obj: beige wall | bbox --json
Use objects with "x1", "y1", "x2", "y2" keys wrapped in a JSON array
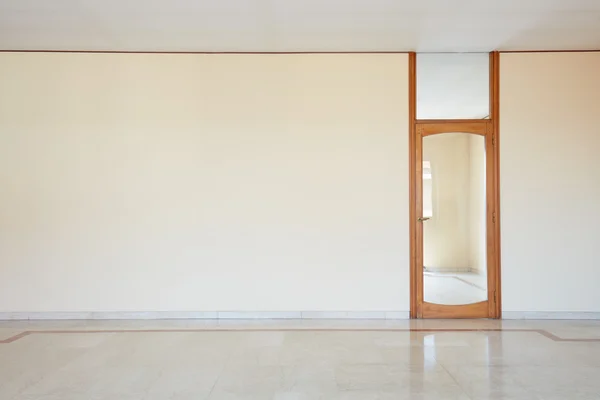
[
  {"x1": 0, "y1": 53, "x2": 409, "y2": 313},
  {"x1": 4, "y1": 51, "x2": 596, "y2": 316},
  {"x1": 500, "y1": 52, "x2": 600, "y2": 313}
]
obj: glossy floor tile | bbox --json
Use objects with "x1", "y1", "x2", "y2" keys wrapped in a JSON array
[
  {"x1": 1, "y1": 319, "x2": 600, "y2": 399},
  {"x1": 424, "y1": 272, "x2": 487, "y2": 305}
]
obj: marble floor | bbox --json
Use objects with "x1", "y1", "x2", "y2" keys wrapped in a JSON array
[
  {"x1": 424, "y1": 272, "x2": 488, "y2": 305},
  {"x1": 2, "y1": 319, "x2": 600, "y2": 399}
]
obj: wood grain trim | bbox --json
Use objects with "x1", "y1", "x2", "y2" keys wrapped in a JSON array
[
  {"x1": 415, "y1": 125, "x2": 424, "y2": 319},
  {"x1": 3, "y1": 328, "x2": 598, "y2": 343},
  {"x1": 485, "y1": 121, "x2": 497, "y2": 318},
  {"x1": 419, "y1": 121, "x2": 487, "y2": 136},
  {"x1": 490, "y1": 51, "x2": 502, "y2": 318},
  {"x1": 408, "y1": 52, "x2": 417, "y2": 318},
  {"x1": 421, "y1": 301, "x2": 489, "y2": 319}
]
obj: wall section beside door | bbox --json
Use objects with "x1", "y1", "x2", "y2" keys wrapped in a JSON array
[
  {"x1": 0, "y1": 53, "x2": 412, "y2": 316},
  {"x1": 500, "y1": 52, "x2": 600, "y2": 317}
]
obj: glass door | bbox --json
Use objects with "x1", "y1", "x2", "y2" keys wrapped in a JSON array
[{"x1": 415, "y1": 121, "x2": 496, "y2": 318}]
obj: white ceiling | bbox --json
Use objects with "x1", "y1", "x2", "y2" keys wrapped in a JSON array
[{"x1": 0, "y1": 0, "x2": 599, "y2": 52}]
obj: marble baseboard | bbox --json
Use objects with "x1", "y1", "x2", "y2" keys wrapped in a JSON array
[
  {"x1": 4, "y1": 311, "x2": 599, "y2": 321},
  {"x1": 217, "y1": 312, "x2": 302, "y2": 319},
  {"x1": 503, "y1": 311, "x2": 600, "y2": 320},
  {"x1": 0, "y1": 311, "x2": 410, "y2": 321},
  {"x1": 301, "y1": 311, "x2": 408, "y2": 319}
]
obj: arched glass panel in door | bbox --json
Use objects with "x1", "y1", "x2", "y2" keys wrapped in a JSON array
[{"x1": 421, "y1": 132, "x2": 487, "y2": 306}]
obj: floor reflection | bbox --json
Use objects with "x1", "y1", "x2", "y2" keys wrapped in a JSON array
[
  {"x1": 0, "y1": 320, "x2": 599, "y2": 399},
  {"x1": 424, "y1": 271, "x2": 487, "y2": 305}
]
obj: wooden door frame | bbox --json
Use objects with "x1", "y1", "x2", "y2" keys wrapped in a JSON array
[{"x1": 408, "y1": 52, "x2": 501, "y2": 319}]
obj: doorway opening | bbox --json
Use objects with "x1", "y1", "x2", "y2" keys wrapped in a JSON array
[{"x1": 409, "y1": 53, "x2": 501, "y2": 319}]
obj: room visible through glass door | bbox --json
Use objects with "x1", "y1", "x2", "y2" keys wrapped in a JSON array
[{"x1": 422, "y1": 132, "x2": 487, "y2": 306}]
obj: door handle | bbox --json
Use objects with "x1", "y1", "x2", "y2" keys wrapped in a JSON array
[{"x1": 418, "y1": 217, "x2": 430, "y2": 222}]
